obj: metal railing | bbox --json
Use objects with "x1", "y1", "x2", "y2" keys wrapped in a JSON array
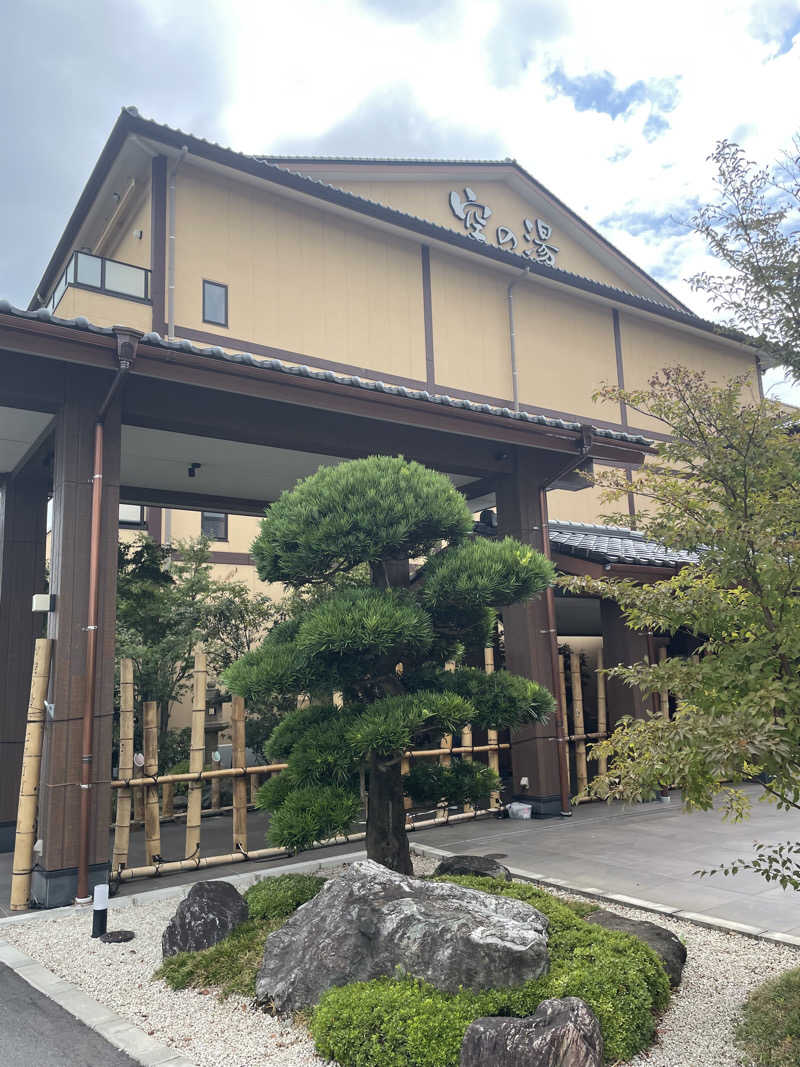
[{"x1": 48, "y1": 251, "x2": 151, "y2": 311}]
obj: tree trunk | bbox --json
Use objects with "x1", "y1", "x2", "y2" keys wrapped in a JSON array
[{"x1": 366, "y1": 753, "x2": 412, "y2": 874}]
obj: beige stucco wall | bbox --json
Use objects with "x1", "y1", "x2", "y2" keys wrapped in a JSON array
[
  {"x1": 53, "y1": 286, "x2": 152, "y2": 332},
  {"x1": 619, "y1": 312, "x2": 760, "y2": 432},
  {"x1": 330, "y1": 178, "x2": 638, "y2": 294},
  {"x1": 104, "y1": 191, "x2": 151, "y2": 268},
  {"x1": 173, "y1": 164, "x2": 427, "y2": 382},
  {"x1": 514, "y1": 287, "x2": 620, "y2": 422}
]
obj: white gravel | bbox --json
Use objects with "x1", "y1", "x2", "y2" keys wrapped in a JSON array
[{"x1": 1, "y1": 855, "x2": 797, "y2": 1067}]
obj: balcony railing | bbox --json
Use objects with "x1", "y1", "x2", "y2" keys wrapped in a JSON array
[{"x1": 48, "y1": 251, "x2": 151, "y2": 311}]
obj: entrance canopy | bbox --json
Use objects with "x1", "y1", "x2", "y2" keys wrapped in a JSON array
[{"x1": 0, "y1": 302, "x2": 651, "y2": 904}]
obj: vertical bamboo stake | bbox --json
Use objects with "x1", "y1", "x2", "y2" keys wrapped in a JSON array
[
  {"x1": 10, "y1": 638, "x2": 52, "y2": 911},
  {"x1": 569, "y1": 651, "x2": 588, "y2": 794},
  {"x1": 461, "y1": 722, "x2": 474, "y2": 813},
  {"x1": 111, "y1": 658, "x2": 134, "y2": 874},
  {"x1": 231, "y1": 695, "x2": 248, "y2": 852},
  {"x1": 161, "y1": 782, "x2": 175, "y2": 819},
  {"x1": 401, "y1": 754, "x2": 412, "y2": 811},
  {"x1": 133, "y1": 759, "x2": 144, "y2": 823},
  {"x1": 211, "y1": 774, "x2": 221, "y2": 810},
  {"x1": 596, "y1": 649, "x2": 608, "y2": 776},
  {"x1": 558, "y1": 648, "x2": 571, "y2": 792},
  {"x1": 143, "y1": 701, "x2": 161, "y2": 864},
  {"x1": 484, "y1": 644, "x2": 501, "y2": 807},
  {"x1": 658, "y1": 646, "x2": 670, "y2": 719},
  {"x1": 185, "y1": 650, "x2": 206, "y2": 861},
  {"x1": 249, "y1": 772, "x2": 260, "y2": 805}
]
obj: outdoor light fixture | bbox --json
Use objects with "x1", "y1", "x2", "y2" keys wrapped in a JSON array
[
  {"x1": 188, "y1": 462, "x2": 202, "y2": 478},
  {"x1": 92, "y1": 883, "x2": 109, "y2": 938},
  {"x1": 519, "y1": 776, "x2": 530, "y2": 790}
]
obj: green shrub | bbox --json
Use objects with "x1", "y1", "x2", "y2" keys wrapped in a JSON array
[
  {"x1": 735, "y1": 966, "x2": 800, "y2": 1066},
  {"x1": 245, "y1": 873, "x2": 326, "y2": 921},
  {"x1": 156, "y1": 918, "x2": 282, "y2": 998},
  {"x1": 311, "y1": 876, "x2": 670, "y2": 1066}
]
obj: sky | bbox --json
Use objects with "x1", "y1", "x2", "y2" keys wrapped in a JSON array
[{"x1": 2, "y1": 0, "x2": 799, "y2": 401}]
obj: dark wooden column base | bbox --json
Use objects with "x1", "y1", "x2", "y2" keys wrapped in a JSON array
[{"x1": 496, "y1": 449, "x2": 563, "y2": 818}]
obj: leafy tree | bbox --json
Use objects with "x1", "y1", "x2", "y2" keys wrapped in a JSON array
[
  {"x1": 689, "y1": 137, "x2": 800, "y2": 374},
  {"x1": 560, "y1": 368, "x2": 800, "y2": 887},
  {"x1": 224, "y1": 455, "x2": 555, "y2": 872},
  {"x1": 116, "y1": 535, "x2": 275, "y2": 743}
]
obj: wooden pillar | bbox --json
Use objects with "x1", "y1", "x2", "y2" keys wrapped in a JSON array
[
  {"x1": 33, "y1": 374, "x2": 120, "y2": 906},
  {"x1": 495, "y1": 449, "x2": 561, "y2": 817},
  {"x1": 0, "y1": 453, "x2": 49, "y2": 853},
  {"x1": 600, "y1": 600, "x2": 650, "y2": 725}
]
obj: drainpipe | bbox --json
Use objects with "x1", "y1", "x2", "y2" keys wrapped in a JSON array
[
  {"x1": 506, "y1": 267, "x2": 530, "y2": 413},
  {"x1": 538, "y1": 427, "x2": 593, "y2": 817},
  {"x1": 166, "y1": 146, "x2": 188, "y2": 340},
  {"x1": 76, "y1": 327, "x2": 142, "y2": 904}
]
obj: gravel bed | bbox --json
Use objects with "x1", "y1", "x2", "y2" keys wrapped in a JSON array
[{"x1": 1, "y1": 855, "x2": 797, "y2": 1067}]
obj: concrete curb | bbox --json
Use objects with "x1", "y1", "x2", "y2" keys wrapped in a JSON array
[
  {"x1": 0, "y1": 938, "x2": 194, "y2": 1066},
  {"x1": 410, "y1": 841, "x2": 800, "y2": 948}
]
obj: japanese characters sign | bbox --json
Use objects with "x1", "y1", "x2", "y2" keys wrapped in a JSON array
[{"x1": 449, "y1": 187, "x2": 559, "y2": 267}]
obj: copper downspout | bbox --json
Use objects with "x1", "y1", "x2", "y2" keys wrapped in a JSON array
[
  {"x1": 537, "y1": 427, "x2": 593, "y2": 817},
  {"x1": 76, "y1": 328, "x2": 141, "y2": 903}
]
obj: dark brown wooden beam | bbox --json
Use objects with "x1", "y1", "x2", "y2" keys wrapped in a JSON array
[{"x1": 121, "y1": 485, "x2": 270, "y2": 516}]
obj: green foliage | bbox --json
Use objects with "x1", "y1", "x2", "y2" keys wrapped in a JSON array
[
  {"x1": 295, "y1": 588, "x2": 434, "y2": 685},
  {"x1": 405, "y1": 666, "x2": 555, "y2": 730},
  {"x1": 228, "y1": 456, "x2": 555, "y2": 868},
  {"x1": 255, "y1": 768, "x2": 297, "y2": 812},
  {"x1": 156, "y1": 918, "x2": 282, "y2": 998},
  {"x1": 403, "y1": 760, "x2": 499, "y2": 809},
  {"x1": 266, "y1": 785, "x2": 362, "y2": 851},
  {"x1": 421, "y1": 537, "x2": 555, "y2": 616},
  {"x1": 735, "y1": 966, "x2": 800, "y2": 1067},
  {"x1": 244, "y1": 873, "x2": 326, "y2": 920},
  {"x1": 158, "y1": 728, "x2": 192, "y2": 774},
  {"x1": 560, "y1": 370, "x2": 800, "y2": 887},
  {"x1": 310, "y1": 876, "x2": 669, "y2": 1066},
  {"x1": 252, "y1": 456, "x2": 474, "y2": 586},
  {"x1": 688, "y1": 137, "x2": 800, "y2": 373}
]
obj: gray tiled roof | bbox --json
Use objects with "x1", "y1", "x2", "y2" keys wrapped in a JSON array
[
  {"x1": 0, "y1": 301, "x2": 653, "y2": 446},
  {"x1": 549, "y1": 519, "x2": 696, "y2": 567}
]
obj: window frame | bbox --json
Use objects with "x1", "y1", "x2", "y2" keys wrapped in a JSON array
[
  {"x1": 118, "y1": 504, "x2": 146, "y2": 529},
  {"x1": 201, "y1": 510, "x2": 229, "y2": 542},
  {"x1": 202, "y1": 279, "x2": 229, "y2": 327}
]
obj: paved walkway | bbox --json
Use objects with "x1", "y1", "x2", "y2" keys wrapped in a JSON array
[
  {"x1": 0, "y1": 961, "x2": 137, "y2": 1066},
  {"x1": 1, "y1": 785, "x2": 798, "y2": 933},
  {"x1": 413, "y1": 785, "x2": 800, "y2": 936}
]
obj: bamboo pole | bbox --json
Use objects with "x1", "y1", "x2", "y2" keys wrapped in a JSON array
[
  {"x1": 483, "y1": 643, "x2": 500, "y2": 806},
  {"x1": 461, "y1": 721, "x2": 474, "y2": 813},
  {"x1": 569, "y1": 651, "x2": 588, "y2": 794},
  {"x1": 132, "y1": 759, "x2": 144, "y2": 822},
  {"x1": 143, "y1": 701, "x2": 161, "y2": 864},
  {"x1": 111, "y1": 658, "x2": 134, "y2": 874},
  {"x1": 401, "y1": 754, "x2": 412, "y2": 811},
  {"x1": 185, "y1": 650, "x2": 206, "y2": 861},
  {"x1": 231, "y1": 695, "x2": 248, "y2": 852},
  {"x1": 112, "y1": 761, "x2": 291, "y2": 788},
  {"x1": 9, "y1": 638, "x2": 53, "y2": 911},
  {"x1": 249, "y1": 772, "x2": 261, "y2": 805},
  {"x1": 558, "y1": 648, "x2": 572, "y2": 792},
  {"x1": 596, "y1": 649, "x2": 608, "y2": 776},
  {"x1": 658, "y1": 645, "x2": 669, "y2": 719},
  {"x1": 161, "y1": 782, "x2": 175, "y2": 819}
]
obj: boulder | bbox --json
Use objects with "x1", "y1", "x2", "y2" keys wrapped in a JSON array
[
  {"x1": 585, "y1": 908, "x2": 686, "y2": 987},
  {"x1": 460, "y1": 997, "x2": 603, "y2": 1067},
  {"x1": 162, "y1": 880, "x2": 248, "y2": 957},
  {"x1": 433, "y1": 854, "x2": 512, "y2": 881},
  {"x1": 255, "y1": 859, "x2": 548, "y2": 1012}
]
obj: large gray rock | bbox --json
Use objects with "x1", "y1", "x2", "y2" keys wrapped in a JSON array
[
  {"x1": 433, "y1": 854, "x2": 512, "y2": 881},
  {"x1": 585, "y1": 908, "x2": 686, "y2": 987},
  {"x1": 460, "y1": 997, "x2": 603, "y2": 1067},
  {"x1": 162, "y1": 880, "x2": 248, "y2": 957},
  {"x1": 255, "y1": 859, "x2": 549, "y2": 1012}
]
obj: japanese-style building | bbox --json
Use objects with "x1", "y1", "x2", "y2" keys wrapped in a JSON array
[{"x1": 0, "y1": 107, "x2": 764, "y2": 905}]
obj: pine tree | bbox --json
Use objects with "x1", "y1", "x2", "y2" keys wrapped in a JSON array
[{"x1": 224, "y1": 455, "x2": 555, "y2": 873}]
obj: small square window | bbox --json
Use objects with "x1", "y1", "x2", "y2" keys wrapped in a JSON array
[
  {"x1": 203, "y1": 280, "x2": 228, "y2": 326},
  {"x1": 119, "y1": 504, "x2": 145, "y2": 528},
  {"x1": 201, "y1": 511, "x2": 228, "y2": 541}
]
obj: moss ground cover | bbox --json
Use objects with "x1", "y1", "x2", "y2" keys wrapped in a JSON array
[{"x1": 310, "y1": 876, "x2": 670, "y2": 1066}]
